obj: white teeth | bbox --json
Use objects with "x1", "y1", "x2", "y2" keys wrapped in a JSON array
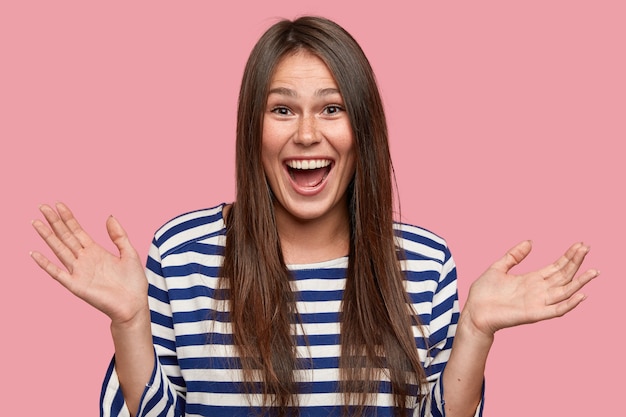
[{"x1": 286, "y1": 159, "x2": 331, "y2": 170}]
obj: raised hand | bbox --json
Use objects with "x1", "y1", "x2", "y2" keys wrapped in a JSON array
[
  {"x1": 31, "y1": 202, "x2": 149, "y2": 325},
  {"x1": 462, "y1": 240, "x2": 599, "y2": 338}
]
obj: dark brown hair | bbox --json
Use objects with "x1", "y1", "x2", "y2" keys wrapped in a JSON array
[{"x1": 221, "y1": 16, "x2": 426, "y2": 416}]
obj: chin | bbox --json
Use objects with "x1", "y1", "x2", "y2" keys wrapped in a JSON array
[{"x1": 278, "y1": 197, "x2": 348, "y2": 224}]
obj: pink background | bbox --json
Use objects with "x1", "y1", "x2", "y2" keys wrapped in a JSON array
[{"x1": 2, "y1": 1, "x2": 624, "y2": 415}]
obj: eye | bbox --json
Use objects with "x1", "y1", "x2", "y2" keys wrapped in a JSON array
[
  {"x1": 323, "y1": 105, "x2": 344, "y2": 115},
  {"x1": 270, "y1": 106, "x2": 292, "y2": 116}
]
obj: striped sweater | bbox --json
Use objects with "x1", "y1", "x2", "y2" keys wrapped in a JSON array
[{"x1": 100, "y1": 203, "x2": 483, "y2": 417}]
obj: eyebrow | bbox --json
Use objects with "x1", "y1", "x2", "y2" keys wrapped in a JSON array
[{"x1": 267, "y1": 87, "x2": 341, "y2": 97}]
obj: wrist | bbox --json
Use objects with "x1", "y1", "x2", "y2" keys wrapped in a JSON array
[
  {"x1": 456, "y1": 309, "x2": 496, "y2": 346},
  {"x1": 110, "y1": 305, "x2": 151, "y2": 334}
]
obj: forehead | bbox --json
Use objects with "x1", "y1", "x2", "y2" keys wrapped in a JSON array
[{"x1": 269, "y1": 50, "x2": 338, "y2": 88}]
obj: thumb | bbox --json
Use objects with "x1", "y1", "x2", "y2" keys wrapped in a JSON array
[
  {"x1": 491, "y1": 240, "x2": 533, "y2": 273},
  {"x1": 106, "y1": 215, "x2": 137, "y2": 259}
]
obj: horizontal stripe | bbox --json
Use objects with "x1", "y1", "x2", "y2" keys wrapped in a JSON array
[{"x1": 100, "y1": 203, "x2": 482, "y2": 417}]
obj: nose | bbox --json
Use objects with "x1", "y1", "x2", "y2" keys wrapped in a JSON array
[{"x1": 294, "y1": 114, "x2": 320, "y2": 146}]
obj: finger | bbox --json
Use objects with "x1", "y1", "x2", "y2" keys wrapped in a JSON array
[
  {"x1": 39, "y1": 204, "x2": 84, "y2": 257},
  {"x1": 32, "y1": 218, "x2": 78, "y2": 271},
  {"x1": 543, "y1": 243, "x2": 589, "y2": 285},
  {"x1": 548, "y1": 292, "x2": 588, "y2": 319},
  {"x1": 30, "y1": 250, "x2": 75, "y2": 291},
  {"x1": 548, "y1": 268, "x2": 600, "y2": 305},
  {"x1": 562, "y1": 244, "x2": 591, "y2": 278},
  {"x1": 55, "y1": 202, "x2": 95, "y2": 248},
  {"x1": 106, "y1": 215, "x2": 139, "y2": 260},
  {"x1": 490, "y1": 240, "x2": 533, "y2": 273}
]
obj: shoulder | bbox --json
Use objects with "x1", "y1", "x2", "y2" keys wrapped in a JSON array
[
  {"x1": 393, "y1": 222, "x2": 452, "y2": 264},
  {"x1": 151, "y1": 203, "x2": 228, "y2": 256},
  {"x1": 394, "y1": 223, "x2": 457, "y2": 293}
]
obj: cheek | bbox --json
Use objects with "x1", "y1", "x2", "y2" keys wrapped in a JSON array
[
  {"x1": 261, "y1": 117, "x2": 284, "y2": 149},
  {"x1": 345, "y1": 151, "x2": 357, "y2": 180},
  {"x1": 339, "y1": 131, "x2": 356, "y2": 169},
  {"x1": 342, "y1": 138, "x2": 357, "y2": 181},
  {"x1": 335, "y1": 120, "x2": 355, "y2": 148},
  {"x1": 260, "y1": 144, "x2": 274, "y2": 177},
  {"x1": 261, "y1": 129, "x2": 282, "y2": 175}
]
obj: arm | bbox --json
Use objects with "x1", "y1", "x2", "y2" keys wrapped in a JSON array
[
  {"x1": 415, "y1": 242, "x2": 484, "y2": 417},
  {"x1": 31, "y1": 203, "x2": 154, "y2": 416},
  {"x1": 101, "y1": 239, "x2": 187, "y2": 417},
  {"x1": 109, "y1": 309, "x2": 154, "y2": 416},
  {"x1": 441, "y1": 241, "x2": 599, "y2": 417}
]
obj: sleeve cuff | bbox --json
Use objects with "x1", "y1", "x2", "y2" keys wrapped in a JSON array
[
  {"x1": 418, "y1": 374, "x2": 484, "y2": 417},
  {"x1": 100, "y1": 350, "x2": 163, "y2": 417},
  {"x1": 438, "y1": 376, "x2": 485, "y2": 417}
]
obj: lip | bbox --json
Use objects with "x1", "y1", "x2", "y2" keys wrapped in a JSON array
[{"x1": 283, "y1": 157, "x2": 334, "y2": 196}]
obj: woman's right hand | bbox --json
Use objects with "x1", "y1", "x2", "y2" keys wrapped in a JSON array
[{"x1": 31, "y1": 202, "x2": 149, "y2": 325}]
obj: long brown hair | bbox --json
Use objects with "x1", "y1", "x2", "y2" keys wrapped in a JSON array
[{"x1": 221, "y1": 16, "x2": 426, "y2": 416}]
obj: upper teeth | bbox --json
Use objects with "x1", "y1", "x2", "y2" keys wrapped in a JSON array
[{"x1": 286, "y1": 159, "x2": 331, "y2": 170}]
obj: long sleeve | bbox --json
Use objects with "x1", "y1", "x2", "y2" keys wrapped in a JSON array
[
  {"x1": 100, "y1": 240, "x2": 186, "y2": 417},
  {"x1": 99, "y1": 207, "x2": 482, "y2": 417},
  {"x1": 394, "y1": 223, "x2": 483, "y2": 417},
  {"x1": 418, "y1": 244, "x2": 484, "y2": 417}
]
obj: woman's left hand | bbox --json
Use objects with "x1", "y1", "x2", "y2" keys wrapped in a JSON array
[{"x1": 462, "y1": 240, "x2": 599, "y2": 338}]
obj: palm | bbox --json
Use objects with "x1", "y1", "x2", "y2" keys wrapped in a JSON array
[
  {"x1": 62, "y1": 237, "x2": 147, "y2": 321},
  {"x1": 31, "y1": 203, "x2": 148, "y2": 324},
  {"x1": 463, "y1": 241, "x2": 598, "y2": 337}
]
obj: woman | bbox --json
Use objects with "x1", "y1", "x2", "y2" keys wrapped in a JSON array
[{"x1": 31, "y1": 16, "x2": 598, "y2": 417}]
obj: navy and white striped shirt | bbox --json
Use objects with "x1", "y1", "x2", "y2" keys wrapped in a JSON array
[{"x1": 100, "y1": 204, "x2": 483, "y2": 417}]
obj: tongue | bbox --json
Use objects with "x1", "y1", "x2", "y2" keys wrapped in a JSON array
[{"x1": 292, "y1": 167, "x2": 327, "y2": 187}]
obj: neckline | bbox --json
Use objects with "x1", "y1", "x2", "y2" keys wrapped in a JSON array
[{"x1": 287, "y1": 256, "x2": 349, "y2": 270}]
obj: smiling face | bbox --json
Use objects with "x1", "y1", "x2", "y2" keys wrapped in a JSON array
[{"x1": 262, "y1": 50, "x2": 356, "y2": 228}]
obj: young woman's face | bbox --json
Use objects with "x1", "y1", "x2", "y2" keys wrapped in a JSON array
[{"x1": 262, "y1": 50, "x2": 356, "y2": 226}]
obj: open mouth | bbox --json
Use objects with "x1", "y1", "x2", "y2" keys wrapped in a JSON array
[{"x1": 286, "y1": 159, "x2": 332, "y2": 188}]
